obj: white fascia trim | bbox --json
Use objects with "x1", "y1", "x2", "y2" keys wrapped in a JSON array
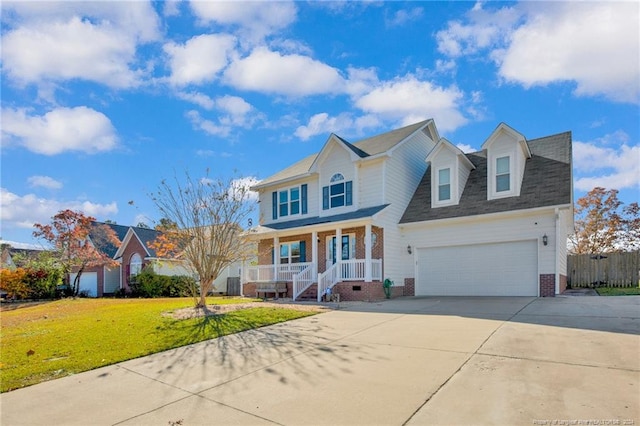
[
  {"x1": 251, "y1": 172, "x2": 314, "y2": 191},
  {"x1": 399, "y1": 204, "x2": 573, "y2": 229}
]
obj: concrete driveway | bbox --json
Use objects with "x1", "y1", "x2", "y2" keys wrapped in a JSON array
[{"x1": 1, "y1": 296, "x2": 638, "y2": 425}]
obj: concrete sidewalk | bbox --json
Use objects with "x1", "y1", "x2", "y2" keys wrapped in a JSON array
[{"x1": 1, "y1": 296, "x2": 639, "y2": 425}]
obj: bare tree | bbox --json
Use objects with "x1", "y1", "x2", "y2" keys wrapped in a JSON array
[{"x1": 149, "y1": 171, "x2": 255, "y2": 308}]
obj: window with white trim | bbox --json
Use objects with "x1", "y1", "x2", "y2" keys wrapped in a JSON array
[
  {"x1": 496, "y1": 156, "x2": 510, "y2": 192},
  {"x1": 130, "y1": 253, "x2": 142, "y2": 277},
  {"x1": 279, "y1": 241, "x2": 306, "y2": 264},
  {"x1": 322, "y1": 173, "x2": 353, "y2": 210},
  {"x1": 438, "y1": 168, "x2": 451, "y2": 201},
  {"x1": 273, "y1": 185, "x2": 307, "y2": 219}
]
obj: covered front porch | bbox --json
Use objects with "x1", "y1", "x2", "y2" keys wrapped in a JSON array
[{"x1": 244, "y1": 223, "x2": 384, "y2": 301}]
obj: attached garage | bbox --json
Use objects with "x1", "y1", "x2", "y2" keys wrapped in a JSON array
[
  {"x1": 69, "y1": 272, "x2": 98, "y2": 297},
  {"x1": 416, "y1": 240, "x2": 538, "y2": 296}
]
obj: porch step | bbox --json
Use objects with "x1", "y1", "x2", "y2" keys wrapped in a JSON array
[{"x1": 297, "y1": 283, "x2": 318, "y2": 301}]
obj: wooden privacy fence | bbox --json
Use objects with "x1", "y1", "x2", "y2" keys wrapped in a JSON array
[{"x1": 568, "y1": 252, "x2": 639, "y2": 288}]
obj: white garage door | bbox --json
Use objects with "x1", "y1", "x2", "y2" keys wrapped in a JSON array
[
  {"x1": 70, "y1": 272, "x2": 98, "y2": 297},
  {"x1": 416, "y1": 241, "x2": 538, "y2": 296}
]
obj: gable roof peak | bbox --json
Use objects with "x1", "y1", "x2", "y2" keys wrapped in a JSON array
[{"x1": 481, "y1": 122, "x2": 531, "y2": 158}]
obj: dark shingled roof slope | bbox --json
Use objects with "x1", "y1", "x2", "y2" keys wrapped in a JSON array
[
  {"x1": 91, "y1": 222, "x2": 130, "y2": 258},
  {"x1": 130, "y1": 227, "x2": 162, "y2": 257},
  {"x1": 264, "y1": 204, "x2": 389, "y2": 231},
  {"x1": 400, "y1": 131, "x2": 572, "y2": 224}
]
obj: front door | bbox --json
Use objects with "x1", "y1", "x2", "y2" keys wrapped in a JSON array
[{"x1": 325, "y1": 234, "x2": 355, "y2": 269}]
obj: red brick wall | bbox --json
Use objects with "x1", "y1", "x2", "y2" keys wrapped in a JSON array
[
  {"x1": 539, "y1": 274, "x2": 556, "y2": 297},
  {"x1": 559, "y1": 274, "x2": 567, "y2": 294},
  {"x1": 403, "y1": 278, "x2": 415, "y2": 296},
  {"x1": 120, "y1": 237, "x2": 151, "y2": 292},
  {"x1": 333, "y1": 281, "x2": 400, "y2": 302}
]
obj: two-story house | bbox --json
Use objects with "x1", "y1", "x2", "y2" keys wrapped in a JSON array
[{"x1": 244, "y1": 120, "x2": 573, "y2": 301}]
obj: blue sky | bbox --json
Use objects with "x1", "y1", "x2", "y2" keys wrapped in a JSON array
[{"x1": 1, "y1": 1, "x2": 639, "y2": 247}]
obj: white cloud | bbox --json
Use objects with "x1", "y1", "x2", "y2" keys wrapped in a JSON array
[
  {"x1": 0, "y1": 188, "x2": 118, "y2": 232},
  {"x1": 184, "y1": 95, "x2": 257, "y2": 136},
  {"x1": 436, "y1": 2, "x2": 640, "y2": 103},
  {"x1": 186, "y1": 110, "x2": 230, "y2": 137},
  {"x1": 456, "y1": 144, "x2": 475, "y2": 153},
  {"x1": 164, "y1": 34, "x2": 237, "y2": 86},
  {"x1": 163, "y1": 0, "x2": 182, "y2": 17},
  {"x1": 27, "y1": 176, "x2": 63, "y2": 190},
  {"x1": 386, "y1": 7, "x2": 423, "y2": 27},
  {"x1": 189, "y1": 1, "x2": 297, "y2": 43},
  {"x1": 176, "y1": 91, "x2": 216, "y2": 109},
  {"x1": 497, "y1": 2, "x2": 639, "y2": 103},
  {"x1": 1, "y1": 107, "x2": 118, "y2": 155},
  {"x1": 354, "y1": 75, "x2": 467, "y2": 132},
  {"x1": 573, "y1": 133, "x2": 640, "y2": 191},
  {"x1": 223, "y1": 47, "x2": 345, "y2": 97},
  {"x1": 1, "y1": 2, "x2": 161, "y2": 89},
  {"x1": 295, "y1": 112, "x2": 381, "y2": 141}
]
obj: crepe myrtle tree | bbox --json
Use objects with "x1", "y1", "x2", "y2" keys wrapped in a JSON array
[
  {"x1": 33, "y1": 209, "x2": 120, "y2": 296},
  {"x1": 149, "y1": 171, "x2": 256, "y2": 308}
]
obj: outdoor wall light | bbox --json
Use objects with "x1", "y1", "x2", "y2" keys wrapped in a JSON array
[
  {"x1": 407, "y1": 245, "x2": 412, "y2": 254},
  {"x1": 542, "y1": 234, "x2": 548, "y2": 246}
]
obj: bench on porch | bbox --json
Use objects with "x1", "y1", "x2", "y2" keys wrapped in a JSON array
[{"x1": 256, "y1": 281, "x2": 288, "y2": 299}]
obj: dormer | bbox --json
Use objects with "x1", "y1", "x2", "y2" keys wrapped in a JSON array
[
  {"x1": 425, "y1": 138, "x2": 475, "y2": 208},
  {"x1": 481, "y1": 123, "x2": 531, "y2": 200}
]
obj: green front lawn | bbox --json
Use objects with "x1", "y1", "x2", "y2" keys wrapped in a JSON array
[
  {"x1": 595, "y1": 286, "x2": 640, "y2": 296},
  {"x1": 0, "y1": 298, "x2": 316, "y2": 392}
]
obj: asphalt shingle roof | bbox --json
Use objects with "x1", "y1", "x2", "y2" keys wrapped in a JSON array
[
  {"x1": 400, "y1": 131, "x2": 572, "y2": 224},
  {"x1": 257, "y1": 120, "x2": 431, "y2": 187},
  {"x1": 262, "y1": 204, "x2": 389, "y2": 231}
]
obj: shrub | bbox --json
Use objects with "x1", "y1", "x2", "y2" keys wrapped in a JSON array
[
  {"x1": 0, "y1": 268, "x2": 31, "y2": 299},
  {"x1": 129, "y1": 269, "x2": 195, "y2": 298}
]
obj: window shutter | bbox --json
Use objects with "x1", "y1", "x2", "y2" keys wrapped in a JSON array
[
  {"x1": 322, "y1": 186, "x2": 329, "y2": 210},
  {"x1": 301, "y1": 184, "x2": 308, "y2": 214},
  {"x1": 299, "y1": 241, "x2": 306, "y2": 262},
  {"x1": 272, "y1": 191, "x2": 278, "y2": 220},
  {"x1": 345, "y1": 181, "x2": 353, "y2": 206},
  {"x1": 271, "y1": 247, "x2": 274, "y2": 264}
]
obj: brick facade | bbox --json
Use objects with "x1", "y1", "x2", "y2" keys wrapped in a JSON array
[
  {"x1": 559, "y1": 274, "x2": 567, "y2": 294},
  {"x1": 539, "y1": 274, "x2": 556, "y2": 297},
  {"x1": 120, "y1": 237, "x2": 152, "y2": 292},
  {"x1": 403, "y1": 278, "x2": 415, "y2": 296}
]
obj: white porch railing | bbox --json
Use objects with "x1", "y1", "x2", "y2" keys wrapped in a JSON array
[
  {"x1": 317, "y1": 262, "x2": 339, "y2": 302},
  {"x1": 246, "y1": 259, "x2": 383, "y2": 302},
  {"x1": 293, "y1": 264, "x2": 315, "y2": 301},
  {"x1": 245, "y1": 262, "x2": 313, "y2": 283}
]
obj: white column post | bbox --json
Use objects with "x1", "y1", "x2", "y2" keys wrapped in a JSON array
[
  {"x1": 336, "y1": 227, "x2": 342, "y2": 281},
  {"x1": 365, "y1": 224, "x2": 372, "y2": 282},
  {"x1": 273, "y1": 236, "x2": 279, "y2": 281},
  {"x1": 312, "y1": 230, "x2": 318, "y2": 277}
]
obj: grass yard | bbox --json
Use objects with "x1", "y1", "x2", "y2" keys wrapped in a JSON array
[
  {"x1": 595, "y1": 286, "x2": 640, "y2": 296},
  {"x1": 0, "y1": 297, "x2": 317, "y2": 392}
]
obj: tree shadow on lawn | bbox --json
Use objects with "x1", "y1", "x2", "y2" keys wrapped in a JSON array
[{"x1": 135, "y1": 307, "x2": 384, "y2": 393}]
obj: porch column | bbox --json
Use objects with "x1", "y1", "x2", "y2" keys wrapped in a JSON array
[
  {"x1": 365, "y1": 224, "x2": 372, "y2": 282},
  {"x1": 273, "y1": 236, "x2": 279, "y2": 281},
  {"x1": 312, "y1": 230, "x2": 318, "y2": 277},
  {"x1": 336, "y1": 227, "x2": 342, "y2": 280}
]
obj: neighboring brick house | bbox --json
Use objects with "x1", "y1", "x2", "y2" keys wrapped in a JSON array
[{"x1": 244, "y1": 120, "x2": 573, "y2": 301}]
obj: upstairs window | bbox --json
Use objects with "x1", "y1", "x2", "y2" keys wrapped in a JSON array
[
  {"x1": 272, "y1": 184, "x2": 307, "y2": 220},
  {"x1": 496, "y1": 156, "x2": 510, "y2": 192},
  {"x1": 438, "y1": 168, "x2": 451, "y2": 201},
  {"x1": 323, "y1": 173, "x2": 352, "y2": 210}
]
